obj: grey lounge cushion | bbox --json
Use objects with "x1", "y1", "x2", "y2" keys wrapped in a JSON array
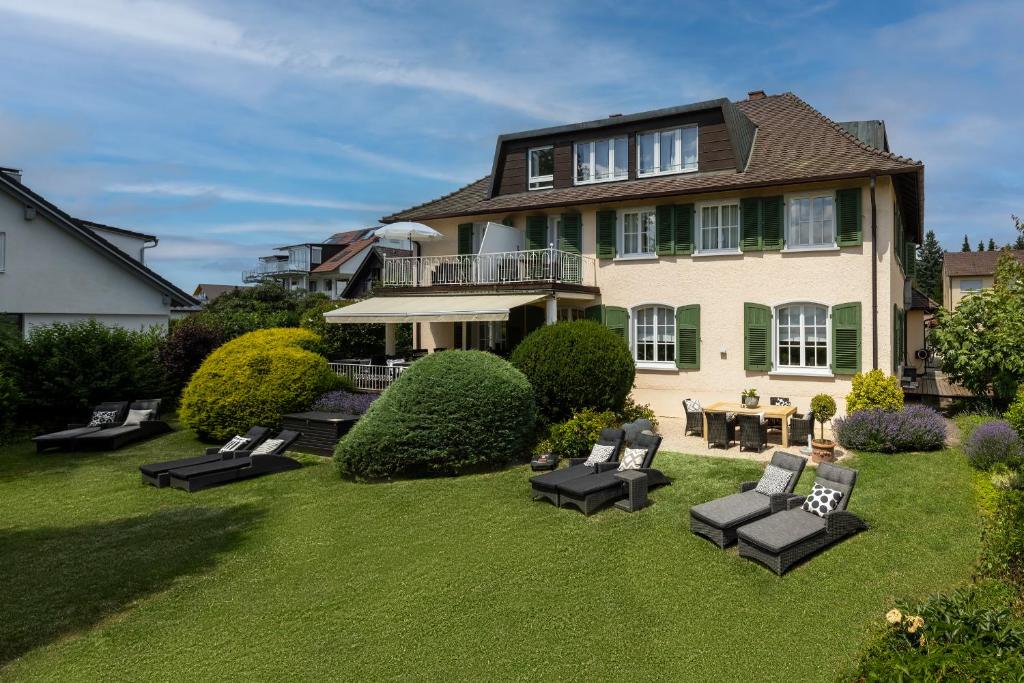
[
  {"x1": 737, "y1": 508, "x2": 827, "y2": 553},
  {"x1": 558, "y1": 470, "x2": 622, "y2": 496},
  {"x1": 754, "y1": 464, "x2": 793, "y2": 495},
  {"x1": 690, "y1": 490, "x2": 770, "y2": 528},
  {"x1": 33, "y1": 426, "x2": 100, "y2": 442},
  {"x1": 77, "y1": 425, "x2": 141, "y2": 440},
  {"x1": 530, "y1": 464, "x2": 593, "y2": 491}
]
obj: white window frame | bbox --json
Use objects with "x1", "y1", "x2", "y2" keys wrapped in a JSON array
[
  {"x1": 772, "y1": 302, "x2": 832, "y2": 377},
  {"x1": 637, "y1": 125, "x2": 698, "y2": 178},
  {"x1": 0, "y1": 232, "x2": 5, "y2": 273},
  {"x1": 616, "y1": 207, "x2": 657, "y2": 259},
  {"x1": 528, "y1": 145, "x2": 554, "y2": 190},
  {"x1": 783, "y1": 191, "x2": 838, "y2": 251},
  {"x1": 573, "y1": 136, "x2": 628, "y2": 185},
  {"x1": 694, "y1": 200, "x2": 741, "y2": 255},
  {"x1": 959, "y1": 278, "x2": 983, "y2": 292},
  {"x1": 631, "y1": 303, "x2": 676, "y2": 369}
]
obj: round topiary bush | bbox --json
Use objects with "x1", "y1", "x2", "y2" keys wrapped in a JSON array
[
  {"x1": 510, "y1": 320, "x2": 635, "y2": 422},
  {"x1": 179, "y1": 328, "x2": 344, "y2": 441},
  {"x1": 846, "y1": 369, "x2": 904, "y2": 414},
  {"x1": 335, "y1": 351, "x2": 537, "y2": 479}
]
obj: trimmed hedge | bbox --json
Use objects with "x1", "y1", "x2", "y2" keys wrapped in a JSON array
[
  {"x1": 160, "y1": 315, "x2": 226, "y2": 396},
  {"x1": 0, "y1": 369, "x2": 20, "y2": 444},
  {"x1": 510, "y1": 320, "x2": 635, "y2": 422},
  {"x1": 179, "y1": 328, "x2": 342, "y2": 441},
  {"x1": 335, "y1": 351, "x2": 537, "y2": 479}
]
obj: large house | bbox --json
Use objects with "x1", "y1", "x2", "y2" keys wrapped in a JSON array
[
  {"x1": 0, "y1": 167, "x2": 197, "y2": 337},
  {"x1": 329, "y1": 91, "x2": 924, "y2": 415},
  {"x1": 243, "y1": 228, "x2": 410, "y2": 298},
  {"x1": 941, "y1": 249, "x2": 1024, "y2": 311}
]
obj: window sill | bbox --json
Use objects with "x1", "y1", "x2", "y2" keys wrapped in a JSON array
[
  {"x1": 781, "y1": 245, "x2": 840, "y2": 254},
  {"x1": 613, "y1": 254, "x2": 658, "y2": 262},
  {"x1": 769, "y1": 368, "x2": 835, "y2": 378},
  {"x1": 528, "y1": 184, "x2": 553, "y2": 191},
  {"x1": 635, "y1": 362, "x2": 678, "y2": 372},
  {"x1": 574, "y1": 176, "x2": 628, "y2": 186},
  {"x1": 691, "y1": 249, "x2": 742, "y2": 258},
  {"x1": 637, "y1": 167, "x2": 698, "y2": 179}
]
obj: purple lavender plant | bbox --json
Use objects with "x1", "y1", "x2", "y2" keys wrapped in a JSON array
[
  {"x1": 964, "y1": 420, "x2": 1023, "y2": 470},
  {"x1": 311, "y1": 390, "x2": 379, "y2": 415},
  {"x1": 834, "y1": 405, "x2": 946, "y2": 453}
]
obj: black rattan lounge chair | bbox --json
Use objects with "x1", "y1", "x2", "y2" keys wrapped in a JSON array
[
  {"x1": 167, "y1": 430, "x2": 302, "y2": 492},
  {"x1": 788, "y1": 410, "x2": 814, "y2": 447},
  {"x1": 766, "y1": 396, "x2": 790, "y2": 432},
  {"x1": 682, "y1": 399, "x2": 703, "y2": 436},
  {"x1": 737, "y1": 462, "x2": 866, "y2": 574},
  {"x1": 706, "y1": 411, "x2": 736, "y2": 449},
  {"x1": 139, "y1": 426, "x2": 272, "y2": 488},
  {"x1": 529, "y1": 428, "x2": 625, "y2": 506},
  {"x1": 689, "y1": 451, "x2": 807, "y2": 548},
  {"x1": 31, "y1": 401, "x2": 130, "y2": 452},
  {"x1": 555, "y1": 432, "x2": 668, "y2": 515},
  {"x1": 73, "y1": 399, "x2": 171, "y2": 450},
  {"x1": 737, "y1": 413, "x2": 769, "y2": 453}
]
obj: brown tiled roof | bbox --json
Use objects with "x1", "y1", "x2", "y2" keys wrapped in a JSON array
[
  {"x1": 943, "y1": 249, "x2": 1024, "y2": 277},
  {"x1": 193, "y1": 283, "x2": 244, "y2": 301},
  {"x1": 384, "y1": 92, "x2": 922, "y2": 222},
  {"x1": 312, "y1": 236, "x2": 378, "y2": 273},
  {"x1": 909, "y1": 287, "x2": 939, "y2": 311}
]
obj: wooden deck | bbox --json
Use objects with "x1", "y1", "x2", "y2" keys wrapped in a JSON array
[{"x1": 904, "y1": 371, "x2": 976, "y2": 399}]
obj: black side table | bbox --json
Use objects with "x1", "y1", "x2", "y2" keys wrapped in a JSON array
[{"x1": 614, "y1": 470, "x2": 649, "y2": 512}]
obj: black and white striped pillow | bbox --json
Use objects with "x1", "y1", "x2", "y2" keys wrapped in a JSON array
[
  {"x1": 218, "y1": 435, "x2": 251, "y2": 453},
  {"x1": 801, "y1": 484, "x2": 844, "y2": 518}
]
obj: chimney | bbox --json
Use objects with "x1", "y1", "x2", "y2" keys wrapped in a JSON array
[
  {"x1": 747, "y1": 90, "x2": 766, "y2": 101},
  {"x1": 0, "y1": 167, "x2": 22, "y2": 183}
]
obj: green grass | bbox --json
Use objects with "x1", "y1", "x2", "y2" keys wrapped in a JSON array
[{"x1": 0, "y1": 430, "x2": 981, "y2": 681}]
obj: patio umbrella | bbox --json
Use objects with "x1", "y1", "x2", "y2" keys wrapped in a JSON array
[{"x1": 375, "y1": 222, "x2": 443, "y2": 245}]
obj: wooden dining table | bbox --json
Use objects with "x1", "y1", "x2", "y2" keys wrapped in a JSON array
[{"x1": 702, "y1": 401, "x2": 799, "y2": 447}]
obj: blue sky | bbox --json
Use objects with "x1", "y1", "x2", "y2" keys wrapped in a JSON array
[{"x1": 0, "y1": 0, "x2": 1021, "y2": 289}]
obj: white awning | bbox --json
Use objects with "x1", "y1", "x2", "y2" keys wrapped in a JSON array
[{"x1": 323, "y1": 293, "x2": 548, "y2": 324}]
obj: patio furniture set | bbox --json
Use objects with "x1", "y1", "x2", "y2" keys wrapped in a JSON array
[
  {"x1": 683, "y1": 397, "x2": 815, "y2": 452},
  {"x1": 139, "y1": 427, "x2": 303, "y2": 492},
  {"x1": 690, "y1": 452, "x2": 866, "y2": 574},
  {"x1": 529, "y1": 420, "x2": 671, "y2": 515},
  {"x1": 31, "y1": 399, "x2": 171, "y2": 452}
]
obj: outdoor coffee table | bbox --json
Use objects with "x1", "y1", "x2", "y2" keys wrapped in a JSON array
[
  {"x1": 614, "y1": 470, "x2": 648, "y2": 512},
  {"x1": 701, "y1": 401, "x2": 798, "y2": 447}
]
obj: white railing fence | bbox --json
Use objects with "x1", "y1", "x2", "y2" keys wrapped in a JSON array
[
  {"x1": 382, "y1": 248, "x2": 595, "y2": 287},
  {"x1": 329, "y1": 363, "x2": 407, "y2": 392}
]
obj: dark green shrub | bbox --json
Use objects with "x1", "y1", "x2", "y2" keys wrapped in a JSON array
[
  {"x1": 10, "y1": 320, "x2": 167, "y2": 429},
  {"x1": 619, "y1": 398, "x2": 659, "y2": 430},
  {"x1": 510, "y1": 320, "x2": 634, "y2": 422},
  {"x1": 200, "y1": 283, "x2": 315, "y2": 339},
  {"x1": 543, "y1": 409, "x2": 619, "y2": 460},
  {"x1": 159, "y1": 315, "x2": 227, "y2": 397},
  {"x1": 179, "y1": 328, "x2": 342, "y2": 441},
  {"x1": 335, "y1": 351, "x2": 537, "y2": 479},
  {"x1": 0, "y1": 368, "x2": 20, "y2": 444},
  {"x1": 1004, "y1": 384, "x2": 1024, "y2": 436}
]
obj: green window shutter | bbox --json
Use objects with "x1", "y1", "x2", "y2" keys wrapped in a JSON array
[
  {"x1": 743, "y1": 303, "x2": 772, "y2": 371},
  {"x1": 740, "y1": 198, "x2": 762, "y2": 252},
  {"x1": 525, "y1": 215, "x2": 547, "y2": 251},
  {"x1": 761, "y1": 196, "x2": 784, "y2": 250},
  {"x1": 457, "y1": 223, "x2": 474, "y2": 255},
  {"x1": 836, "y1": 188, "x2": 863, "y2": 246},
  {"x1": 904, "y1": 242, "x2": 917, "y2": 276},
  {"x1": 584, "y1": 305, "x2": 603, "y2": 323},
  {"x1": 673, "y1": 204, "x2": 694, "y2": 255},
  {"x1": 892, "y1": 304, "x2": 899, "y2": 373},
  {"x1": 604, "y1": 306, "x2": 629, "y2": 345},
  {"x1": 656, "y1": 205, "x2": 675, "y2": 256},
  {"x1": 560, "y1": 213, "x2": 582, "y2": 254},
  {"x1": 675, "y1": 304, "x2": 700, "y2": 370},
  {"x1": 831, "y1": 302, "x2": 862, "y2": 375},
  {"x1": 596, "y1": 210, "x2": 617, "y2": 260}
]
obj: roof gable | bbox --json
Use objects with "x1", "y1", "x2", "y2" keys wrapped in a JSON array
[{"x1": 943, "y1": 249, "x2": 1024, "y2": 277}]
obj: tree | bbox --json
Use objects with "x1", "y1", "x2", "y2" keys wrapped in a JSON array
[
  {"x1": 1014, "y1": 215, "x2": 1024, "y2": 250},
  {"x1": 978, "y1": 240, "x2": 985, "y2": 252},
  {"x1": 915, "y1": 230, "x2": 945, "y2": 305},
  {"x1": 962, "y1": 235, "x2": 971, "y2": 252},
  {"x1": 930, "y1": 251, "x2": 1024, "y2": 405},
  {"x1": 988, "y1": 238, "x2": 997, "y2": 251}
]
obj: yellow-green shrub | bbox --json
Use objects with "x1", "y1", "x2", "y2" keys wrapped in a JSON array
[
  {"x1": 846, "y1": 369, "x2": 904, "y2": 414},
  {"x1": 179, "y1": 328, "x2": 343, "y2": 440}
]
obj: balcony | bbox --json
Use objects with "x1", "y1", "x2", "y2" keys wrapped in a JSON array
[
  {"x1": 381, "y1": 248, "x2": 596, "y2": 289},
  {"x1": 242, "y1": 258, "x2": 310, "y2": 283}
]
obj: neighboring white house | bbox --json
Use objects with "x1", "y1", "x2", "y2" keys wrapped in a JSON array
[{"x1": 0, "y1": 167, "x2": 197, "y2": 337}]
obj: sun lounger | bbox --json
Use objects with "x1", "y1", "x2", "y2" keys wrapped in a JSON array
[
  {"x1": 139, "y1": 426, "x2": 271, "y2": 487},
  {"x1": 31, "y1": 401, "x2": 129, "y2": 452},
  {"x1": 528, "y1": 428, "x2": 625, "y2": 506},
  {"x1": 73, "y1": 399, "x2": 170, "y2": 450},
  {"x1": 555, "y1": 431, "x2": 668, "y2": 515},
  {"x1": 167, "y1": 430, "x2": 302, "y2": 492}
]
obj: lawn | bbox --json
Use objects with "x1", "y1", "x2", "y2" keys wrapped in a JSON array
[{"x1": 0, "y1": 428, "x2": 981, "y2": 681}]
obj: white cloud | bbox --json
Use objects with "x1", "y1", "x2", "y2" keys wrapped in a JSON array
[{"x1": 106, "y1": 181, "x2": 393, "y2": 212}]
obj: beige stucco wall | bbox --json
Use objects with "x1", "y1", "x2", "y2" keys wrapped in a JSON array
[
  {"x1": 944, "y1": 274, "x2": 993, "y2": 311},
  {"x1": 906, "y1": 309, "x2": 928, "y2": 373},
  {"x1": 408, "y1": 177, "x2": 905, "y2": 418}
]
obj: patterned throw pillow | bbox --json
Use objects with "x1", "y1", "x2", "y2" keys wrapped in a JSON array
[
  {"x1": 772, "y1": 397, "x2": 792, "y2": 406},
  {"x1": 684, "y1": 399, "x2": 703, "y2": 413},
  {"x1": 802, "y1": 483, "x2": 844, "y2": 518},
  {"x1": 583, "y1": 443, "x2": 615, "y2": 466},
  {"x1": 252, "y1": 438, "x2": 284, "y2": 455},
  {"x1": 617, "y1": 447, "x2": 647, "y2": 471},
  {"x1": 219, "y1": 435, "x2": 251, "y2": 453},
  {"x1": 88, "y1": 410, "x2": 119, "y2": 427},
  {"x1": 754, "y1": 464, "x2": 793, "y2": 495}
]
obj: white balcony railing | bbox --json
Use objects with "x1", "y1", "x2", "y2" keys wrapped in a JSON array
[
  {"x1": 242, "y1": 259, "x2": 311, "y2": 282},
  {"x1": 382, "y1": 248, "x2": 595, "y2": 288},
  {"x1": 329, "y1": 363, "x2": 407, "y2": 392}
]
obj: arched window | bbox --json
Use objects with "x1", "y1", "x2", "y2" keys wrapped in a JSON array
[
  {"x1": 633, "y1": 305, "x2": 675, "y2": 364},
  {"x1": 776, "y1": 304, "x2": 828, "y2": 369}
]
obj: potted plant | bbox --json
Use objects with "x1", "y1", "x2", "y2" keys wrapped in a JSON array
[
  {"x1": 741, "y1": 388, "x2": 759, "y2": 408},
  {"x1": 810, "y1": 394, "x2": 837, "y2": 463}
]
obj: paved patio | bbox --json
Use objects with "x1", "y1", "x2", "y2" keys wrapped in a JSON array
[{"x1": 657, "y1": 416, "x2": 843, "y2": 465}]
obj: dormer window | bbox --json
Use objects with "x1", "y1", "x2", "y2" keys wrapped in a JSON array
[
  {"x1": 528, "y1": 146, "x2": 554, "y2": 190},
  {"x1": 574, "y1": 136, "x2": 627, "y2": 185},
  {"x1": 637, "y1": 126, "x2": 698, "y2": 177}
]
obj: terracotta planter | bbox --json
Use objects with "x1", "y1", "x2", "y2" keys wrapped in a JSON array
[{"x1": 811, "y1": 439, "x2": 836, "y2": 463}]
